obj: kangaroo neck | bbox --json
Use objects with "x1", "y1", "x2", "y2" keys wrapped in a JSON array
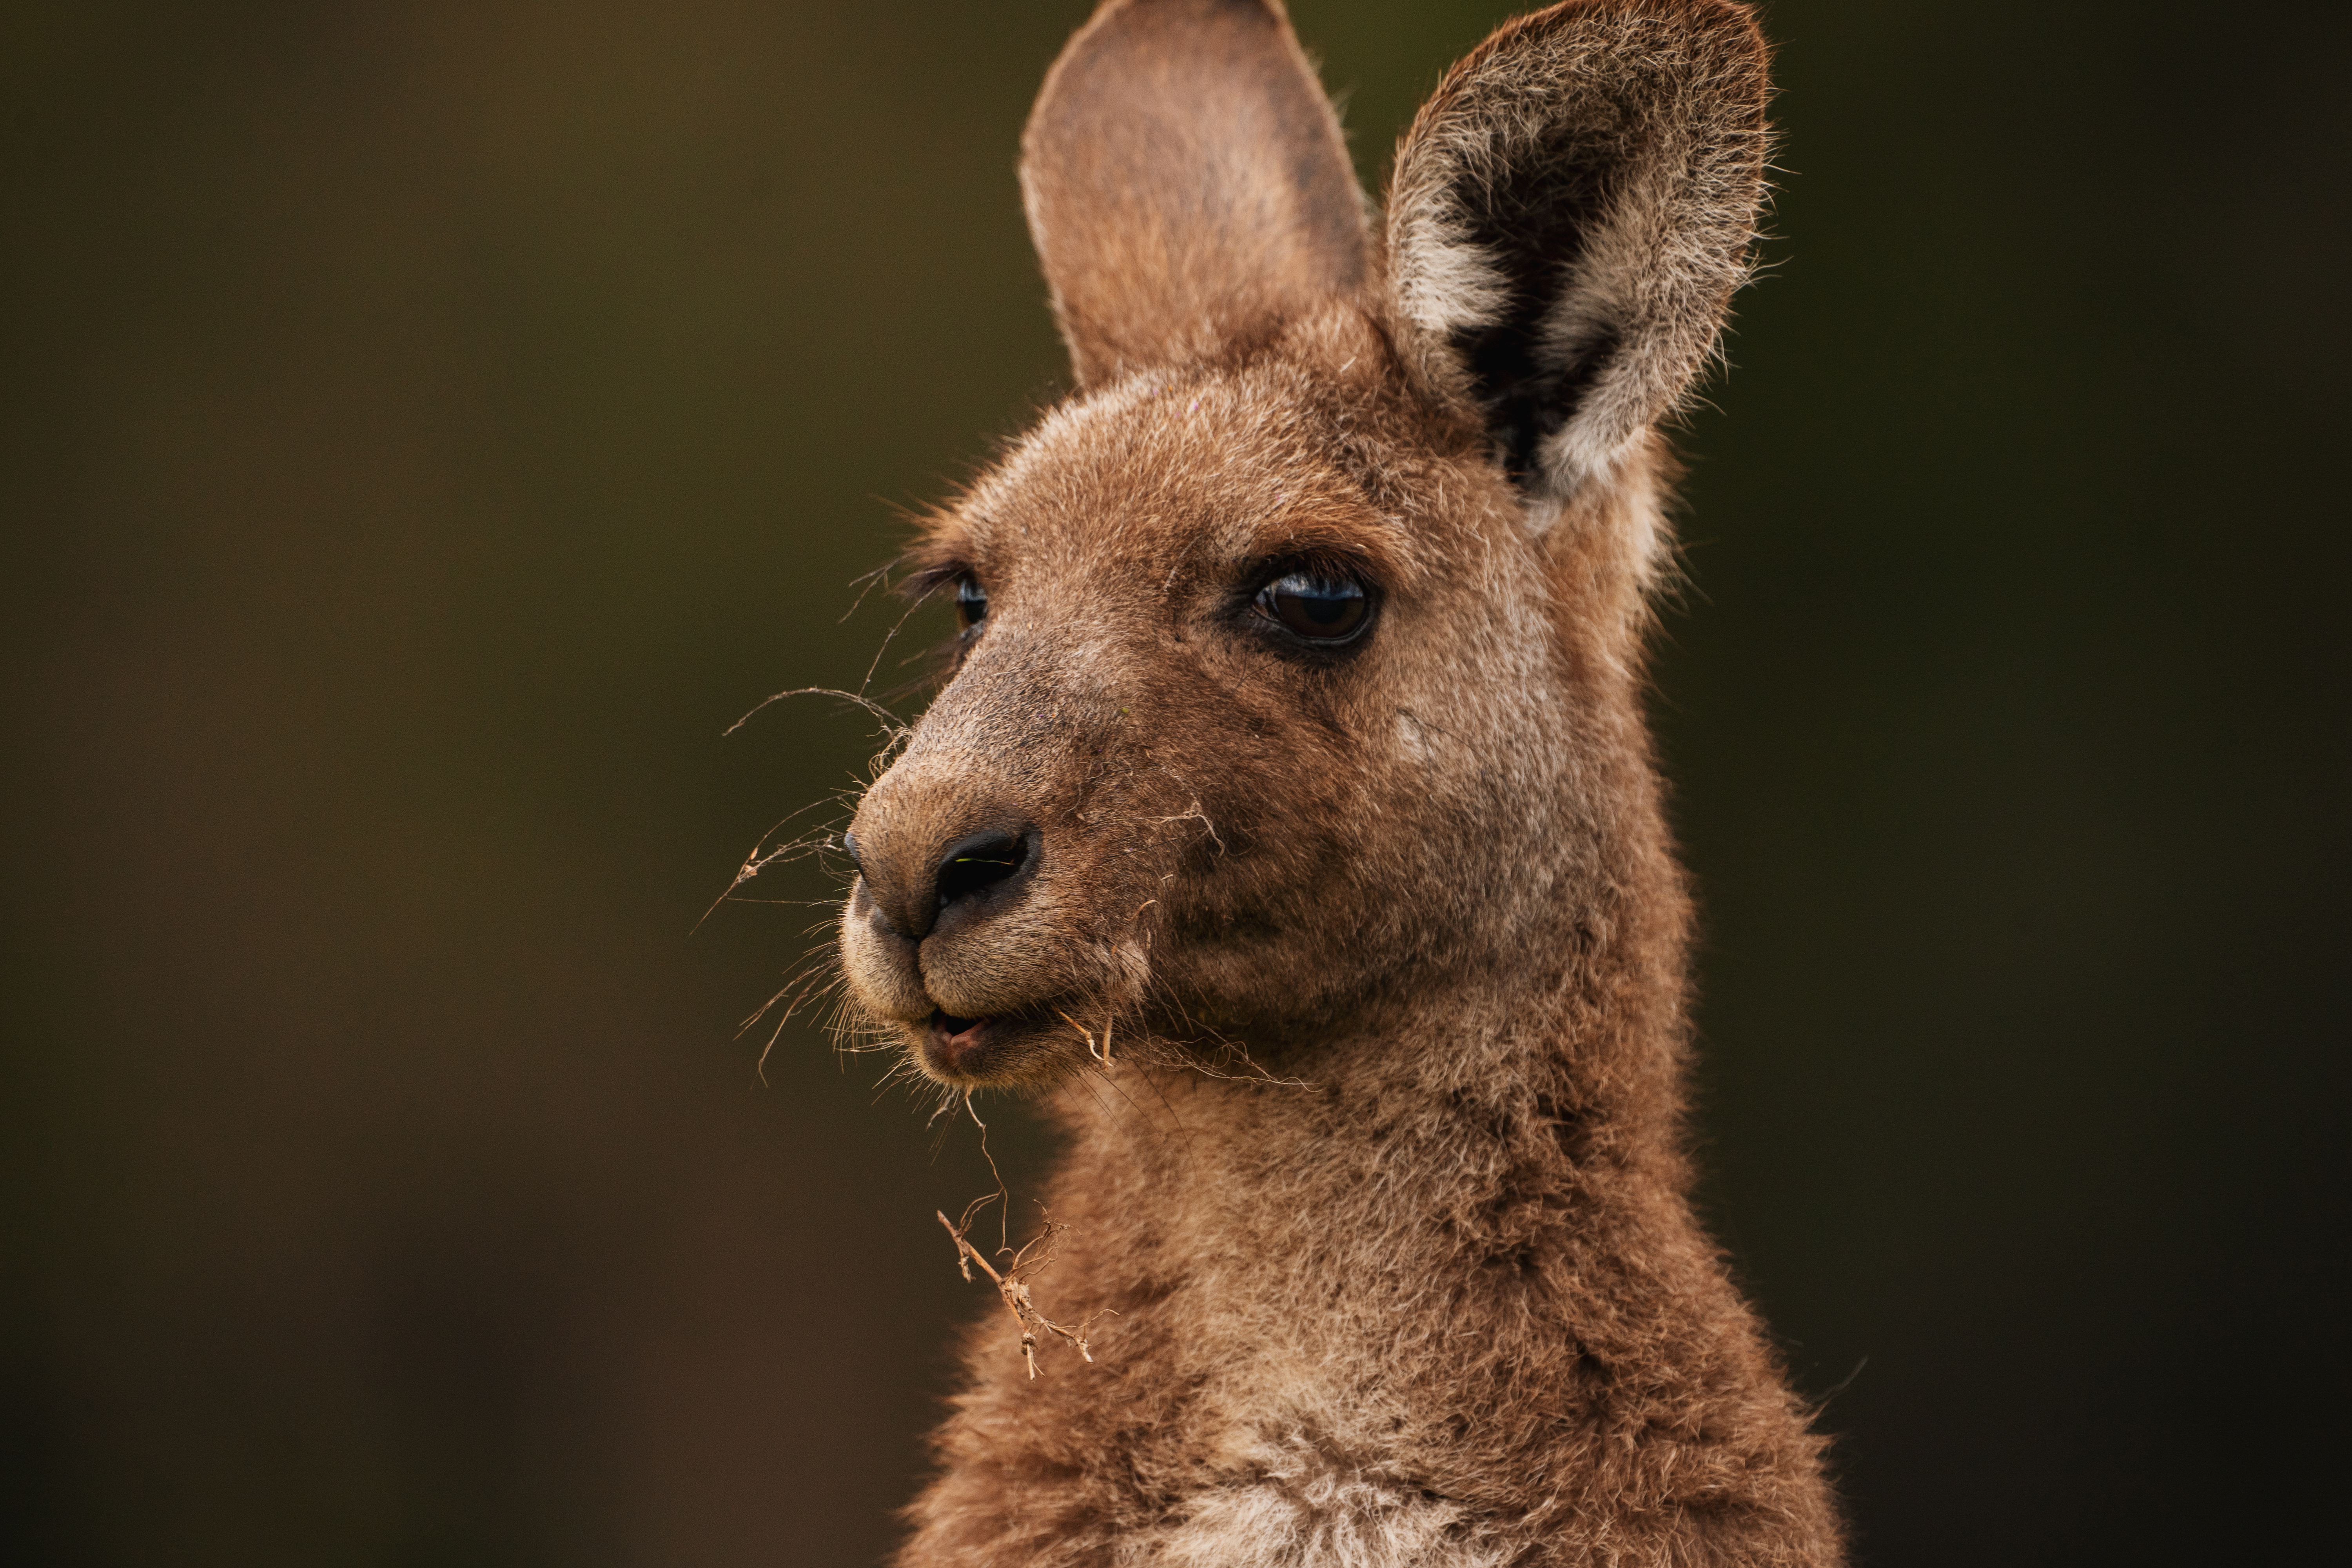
[{"x1": 1047, "y1": 963, "x2": 1694, "y2": 1301}]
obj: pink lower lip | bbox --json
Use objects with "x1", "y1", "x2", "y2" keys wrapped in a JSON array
[{"x1": 926, "y1": 1010, "x2": 989, "y2": 1072}]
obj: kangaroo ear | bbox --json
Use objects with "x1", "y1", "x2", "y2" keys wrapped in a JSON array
[
  {"x1": 1021, "y1": 0, "x2": 1370, "y2": 388},
  {"x1": 1387, "y1": 0, "x2": 1770, "y2": 506}
]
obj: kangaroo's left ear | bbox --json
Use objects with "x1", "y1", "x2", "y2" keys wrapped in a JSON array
[{"x1": 1386, "y1": 0, "x2": 1771, "y2": 509}]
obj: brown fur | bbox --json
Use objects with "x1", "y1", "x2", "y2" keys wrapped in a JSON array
[{"x1": 831, "y1": 2, "x2": 1843, "y2": 1562}]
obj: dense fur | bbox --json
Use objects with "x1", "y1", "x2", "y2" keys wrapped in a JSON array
[
  {"x1": 831, "y1": 2, "x2": 1842, "y2": 1562},
  {"x1": 1388, "y1": 0, "x2": 1771, "y2": 507}
]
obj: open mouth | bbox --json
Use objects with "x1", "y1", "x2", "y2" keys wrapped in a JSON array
[
  {"x1": 911, "y1": 1000, "x2": 1101, "y2": 1086},
  {"x1": 923, "y1": 1008, "x2": 992, "y2": 1076}
]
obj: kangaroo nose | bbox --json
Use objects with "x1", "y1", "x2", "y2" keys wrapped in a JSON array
[{"x1": 853, "y1": 820, "x2": 1035, "y2": 941}]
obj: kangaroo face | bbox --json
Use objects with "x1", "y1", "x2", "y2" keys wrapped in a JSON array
[
  {"x1": 841, "y1": 313, "x2": 1606, "y2": 1087},
  {"x1": 833, "y1": 0, "x2": 1768, "y2": 1091}
]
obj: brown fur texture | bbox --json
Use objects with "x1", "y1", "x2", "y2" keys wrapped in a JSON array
[
  {"x1": 1022, "y1": 0, "x2": 1368, "y2": 388},
  {"x1": 832, "y1": 2, "x2": 1843, "y2": 1562}
]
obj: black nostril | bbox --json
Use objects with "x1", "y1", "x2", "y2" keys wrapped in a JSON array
[{"x1": 933, "y1": 829, "x2": 1029, "y2": 911}]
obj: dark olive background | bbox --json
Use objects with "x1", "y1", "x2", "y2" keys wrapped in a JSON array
[{"x1": 5, "y1": 2, "x2": 2345, "y2": 1563}]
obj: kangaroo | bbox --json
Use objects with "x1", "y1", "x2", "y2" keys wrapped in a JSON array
[{"x1": 829, "y1": 2, "x2": 1843, "y2": 1562}]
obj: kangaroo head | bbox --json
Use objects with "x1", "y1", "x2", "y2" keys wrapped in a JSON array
[{"x1": 838, "y1": 0, "x2": 1768, "y2": 1088}]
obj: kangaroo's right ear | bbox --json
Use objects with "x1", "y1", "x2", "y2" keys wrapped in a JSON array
[
  {"x1": 1021, "y1": 0, "x2": 1369, "y2": 389},
  {"x1": 1387, "y1": 0, "x2": 1771, "y2": 510}
]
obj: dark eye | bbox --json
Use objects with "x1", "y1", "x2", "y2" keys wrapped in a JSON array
[
  {"x1": 955, "y1": 575, "x2": 989, "y2": 630},
  {"x1": 1256, "y1": 569, "x2": 1370, "y2": 642}
]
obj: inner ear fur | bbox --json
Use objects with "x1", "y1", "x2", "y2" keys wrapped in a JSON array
[
  {"x1": 1386, "y1": 0, "x2": 1770, "y2": 504},
  {"x1": 1021, "y1": 0, "x2": 1370, "y2": 388}
]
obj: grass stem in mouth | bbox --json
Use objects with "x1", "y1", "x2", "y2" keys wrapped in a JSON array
[{"x1": 1055, "y1": 1008, "x2": 1105, "y2": 1064}]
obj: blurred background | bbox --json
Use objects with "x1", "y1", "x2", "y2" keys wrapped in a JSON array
[{"x1": 5, "y1": 1, "x2": 2345, "y2": 1562}]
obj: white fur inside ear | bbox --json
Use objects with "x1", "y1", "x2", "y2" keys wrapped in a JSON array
[
  {"x1": 1381, "y1": 6, "x2": 1766, "y2": 536},
  {"x1": 1532, "y1": 152, "x2": 1703, "y2": 499},
  {"x1": 1391, "y1": 212, "x2": 1509, "y2": 340}
]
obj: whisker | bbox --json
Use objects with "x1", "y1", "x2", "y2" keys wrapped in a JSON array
[{"x1": 724, "y1": 685, "x2": 908, "y2": 740}]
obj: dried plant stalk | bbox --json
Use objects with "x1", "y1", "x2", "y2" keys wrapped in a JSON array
[{"x1": 936, "y1": 1200, "x2": 1113, "y2": 1379}]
